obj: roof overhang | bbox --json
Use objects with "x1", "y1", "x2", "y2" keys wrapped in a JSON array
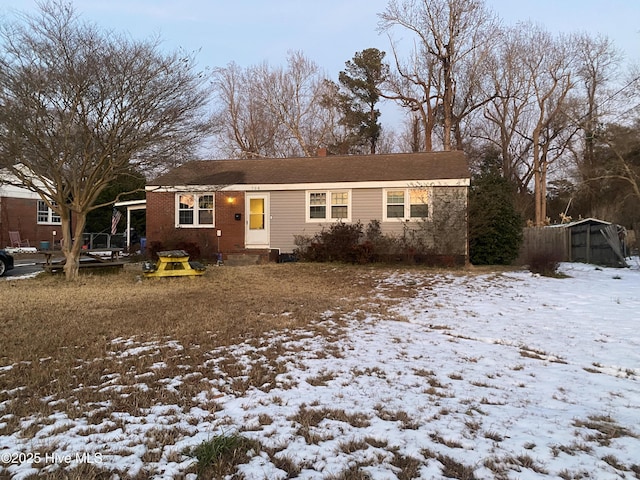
[
  {"x1": 146, "y1": 178, "x2": 470, "y2": 193},
  {"x1": 114, "y1": 199, "x2": 147, "y2": 209},
  {"x1": 548, "y1": 217, "x2": 612, "y2": 228}
]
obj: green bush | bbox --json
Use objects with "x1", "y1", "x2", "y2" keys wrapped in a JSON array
[{"x1": 469, "y1": 163, "x2": 523, "y2": 265}]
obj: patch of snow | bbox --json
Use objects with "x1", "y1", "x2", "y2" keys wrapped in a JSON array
[{"x1": 1, "y1": 262, "x2": 639, "y2": 478}]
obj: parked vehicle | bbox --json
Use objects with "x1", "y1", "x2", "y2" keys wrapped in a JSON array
[{"x1": 0, "y1": 249, "x2": 14, "y2": 276}]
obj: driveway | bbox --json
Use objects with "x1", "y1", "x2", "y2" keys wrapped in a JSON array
[{"x1": 3, "y1": 260, "x2": 43, "y2": 279}]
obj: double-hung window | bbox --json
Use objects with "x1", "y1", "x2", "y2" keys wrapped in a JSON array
[
  {"x1": 309, "y1": 192, "x2": 326, "y2": 219},
  {"x1": 331, "y1": 191, "x2": 349, "y2": 219},
  {"x1": 37, "y1": 200, "x2": 61, "y2": 225},
  {"x1": 386, "y1": 191, "x2": 406, "y2": 219},
  {"x1": 176, "y1": 193, "x2": 215, "y2": 227},
  {"x1": 383, "y1": 188, "x2": 431, "y2": 221},
  {"x1": 306, "y1": 190, "x2": 351, "y2": 222}
]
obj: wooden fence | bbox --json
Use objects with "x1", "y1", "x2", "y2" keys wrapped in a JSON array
[{"x1": 515, "y1": 227, "x2": 568, "y2": 265}]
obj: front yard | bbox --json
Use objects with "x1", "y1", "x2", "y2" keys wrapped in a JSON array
[{"x1": 1, "y1": 262, "x2": 638, "y2": 479}]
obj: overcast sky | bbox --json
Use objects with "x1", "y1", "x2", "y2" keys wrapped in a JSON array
[{"x1": 2, "y1": 0, "x2": 639, "y2": 130}]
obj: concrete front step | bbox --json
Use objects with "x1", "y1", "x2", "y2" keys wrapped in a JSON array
[{"x1": 224, "y1": 253, "x2": 264, "y2": 266}]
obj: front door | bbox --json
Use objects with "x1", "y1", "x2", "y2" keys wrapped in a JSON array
[{"x1": 245, "y1": 193, "x2": 270, "y2": 248}]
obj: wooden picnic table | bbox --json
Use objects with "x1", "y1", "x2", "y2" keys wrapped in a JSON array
[
  {"x1": 142, "y1": 250, "x2": 206, "y2": 278},
  {"x1": 40, "y1": 248, "x2": 125, "y2": 273}
]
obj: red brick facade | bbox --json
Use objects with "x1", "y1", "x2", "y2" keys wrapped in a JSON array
[
  {"x1": 146, "y1": 191, "x2": 247, "y2": 259},
  {"x1": 0, "y1": 196, "x2": 61, "y2": 249}
]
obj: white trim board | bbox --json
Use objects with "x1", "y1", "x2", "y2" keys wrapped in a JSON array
[{"x1": 147, "y1": 178, "x2": 470, "y2": 193}]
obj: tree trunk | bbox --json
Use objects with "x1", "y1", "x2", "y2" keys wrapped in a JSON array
[
  {"x1": 442, "y1": 59, "x2": 453, "y2": 152},
  {"x1": 424, "y1": 108, "x2": 435, "y2": 152},
  {"x1": 532, "y1": 128, "x2": 543, "y2": 226},
  {"x1": 411, "y1": 116, "x2": 420, "y2": 152},
  {"x1": 540, "y1": 160, "x2": 548, "y2": 223},
  {"x1": 62, "y1": 211, "x2": 87, "y2": 281}
]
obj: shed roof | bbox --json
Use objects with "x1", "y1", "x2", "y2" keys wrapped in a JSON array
[
  {"x1": 549, "y1": 218, "x2": 612, "y2": 229},
  {"x1": 148, "y1": 151, "x2": 470, "y2": 187}
]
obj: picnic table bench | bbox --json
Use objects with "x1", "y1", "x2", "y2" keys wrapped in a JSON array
[
  {"x1": 142, "y1": 250, "x2": 206, "y2": 278},
  {"x1": 40, "y1": 248, "x2": 125, "y2": 273}
]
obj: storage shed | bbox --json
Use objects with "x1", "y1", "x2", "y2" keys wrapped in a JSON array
[{"x1": 563, "y1": 218, "x2": 628, "y2": 268}]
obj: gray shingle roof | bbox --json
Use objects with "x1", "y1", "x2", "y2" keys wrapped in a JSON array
[{"x1": 148, "y1": 151, "x2": 470, "y2": 186}]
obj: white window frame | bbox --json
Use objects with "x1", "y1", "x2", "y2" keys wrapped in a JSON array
[
  {"x1": 305, "y1": 189, "x2": 351, "y2": 222},
  {"x1": 37, "y1": 200, "x2": 61, "y2": 225},
  {"x1": 175, "y1": 193, "x2": 216, "y2": 228},
  {"x1": 382, "y1": 188, "x2": 432, "y2": 221}
]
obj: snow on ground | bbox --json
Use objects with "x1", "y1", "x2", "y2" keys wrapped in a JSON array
[{"x1": 1, "y1": 262, "x2": 639, "y2": 479}]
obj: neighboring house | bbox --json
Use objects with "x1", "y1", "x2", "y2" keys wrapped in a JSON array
[
  {"x1": 0, "y1": 169, "x2": 61, "y2": 249},
  {"x1": 146, "y1": 151, "x2": 471, "y2": 263}
]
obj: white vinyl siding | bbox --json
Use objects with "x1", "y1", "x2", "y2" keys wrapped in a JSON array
[
  {"x1": 271, "y1": 189, "x2": 401, "y2": 252},
  {"x1": 256, "y1": 187, "x2": 462, "y2": 254}
]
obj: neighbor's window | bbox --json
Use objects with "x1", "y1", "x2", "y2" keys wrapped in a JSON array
[
  {"x1": 307, "y1": 190, "x2": 351, "y2": 222},
  {"x1": 384, "y1": 188, "x2": 431, "y2": 221},
  {"x1": 37, "y1": 200, "x2": 61, "y2": 224},
  {"x1": 176, "y1": 193, "x2": 215, "y2": 227}
]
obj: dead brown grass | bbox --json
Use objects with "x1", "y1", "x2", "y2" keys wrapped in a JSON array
[
  {"x1": 2, "y1": 263, "x2": 381, "y2": 356},
  {"x1": 573, "y1": 414, "x2": 638, "y2": 446},
  {"x1": 3, "y1": 261, "x2": 602, "y2": 480},
  {"x1": 1, "y1": 263, "x2": 378, "y2": 359},
  {"x1": 0, "y1": 263, "x2": 396, "y2": 437}
]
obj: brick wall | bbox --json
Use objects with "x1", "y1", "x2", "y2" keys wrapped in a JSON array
[
  {"x1": 0, "y1": 196, "x2": 61, "y2": 248},
  {"x1": 146, "y1": 191, "x2": 246, "y2": 259}
]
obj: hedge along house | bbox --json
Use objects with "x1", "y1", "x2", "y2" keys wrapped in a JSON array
[{"x1": 145, "y1": 151, "x2": 471, "y2": 264}]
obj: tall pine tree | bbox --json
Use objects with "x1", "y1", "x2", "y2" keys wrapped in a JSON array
[{"x1": 334, "y1": 48, "x2": 389, "y2": 154}]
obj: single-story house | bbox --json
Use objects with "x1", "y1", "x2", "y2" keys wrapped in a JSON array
[
  {"x1": 0, "y1": 169, "x2": 61, "y2": 250},
  {"x1": 145, "y1": 151, "x2": 471, "y2": 263}
]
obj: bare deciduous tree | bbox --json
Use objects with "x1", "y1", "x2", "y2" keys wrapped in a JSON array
[
  {"x1": 575, "y1": 34, "x2": 622, "y2": 171},
  {"x1": 524, "y1": 27, "x2": 576, "y2": 225},
  {"x1": 569, "y1": 33, "x2": 624, "y2": 217},
  {"x1": 0, "y1": 1, "x2": 211, "y2": 280},
  {"x1": 379, "y1": 0, "x2": 497, "y2": 151},
  {"x1": 480, "y1": 25, "x2": 536, "y2": 194},
  {"x1": 478, "y1": 23, "x2": 578, "y2": 224},
  {"x1": 211, "y1": 62, "x2": 280, "y2": 158},
  {"x1": 212, "y1": 52, "x2": 340, "y2": 158},
  {"x1": 589, "y1": 122, "x2": 640, "y2": 216},
  {"x1": 383, "y1": 42, "x2": 441, "y2": 152}
]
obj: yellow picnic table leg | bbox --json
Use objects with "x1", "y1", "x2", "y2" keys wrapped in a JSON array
[{"x1": 143, "y1": 250, "x2": 206, "y2": 278}]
